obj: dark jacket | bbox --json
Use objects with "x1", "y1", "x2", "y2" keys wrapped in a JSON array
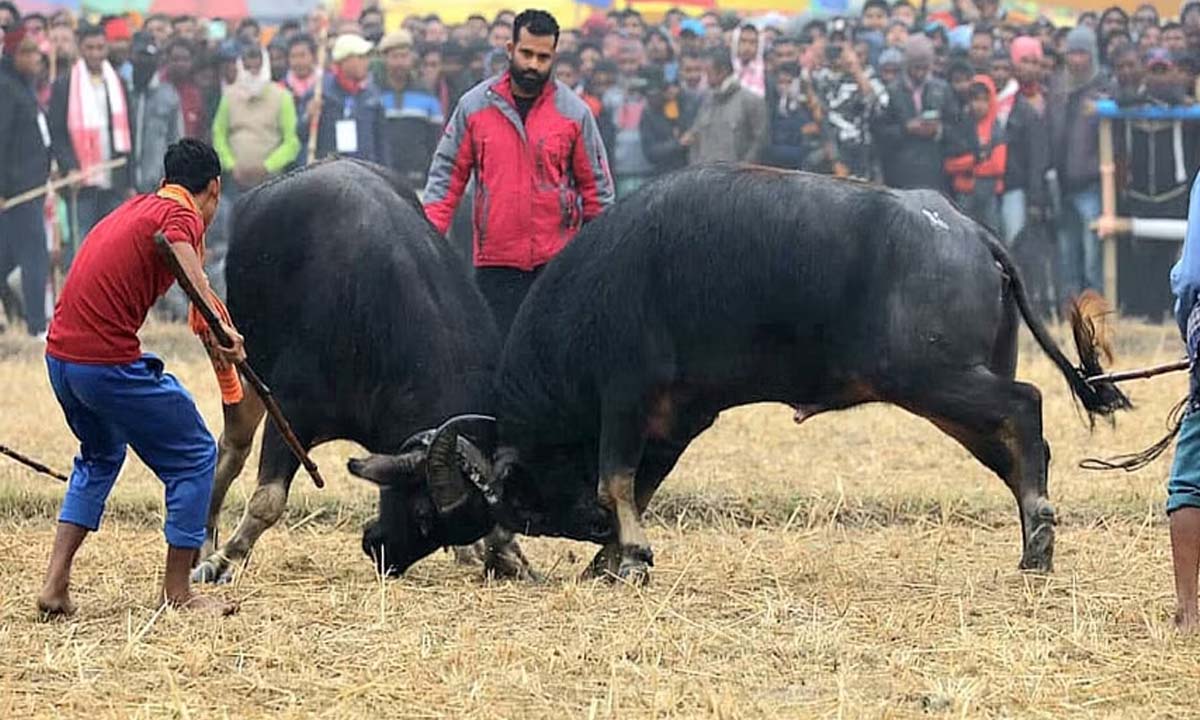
[
  {"x1": 314, "y1": 72, "x2": 388, "y2": 165},
  {"x1": 49, "y1": 72, "x2": 134, "y2": 192},
  {"x1": 0, "y1": 63, "x2": 52, "y2": 199},
  {"x1": 873, "y1": 74, "x2": 953, "y2": 190},
  {"x1": 639, "y1": 103, "x2": 688, "y2": 176},
  {"x1": 1004, "y1": 94, "x2": 1051, "y2": 209},
  {"x1": 762, "y1": 88, "x2": 830, "y2": 172},
  {"x1": 1048, "y1": 73, "x2": 1111, "y2": 193}
]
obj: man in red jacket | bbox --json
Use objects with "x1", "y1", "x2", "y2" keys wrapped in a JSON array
[{"x1": 423, "y1": 9, "x2": 614, "y2": 337}]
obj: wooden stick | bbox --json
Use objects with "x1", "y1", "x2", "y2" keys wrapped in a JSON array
[
  {"x1": 1088, "y1": 359, "x2": 1190, "y2": 384},
  {"x1": 0, "y1": 444, "x2": 68, "y2": 482},
  {"x1": 152, "y1": 233, "x2": 325, "y2": 489},
  {"x1": 0, "y1": 158, "x2": 128, "y2": 213},
  {"x1": 306, "y1": 20, "x2": 330, "y2": 165}
]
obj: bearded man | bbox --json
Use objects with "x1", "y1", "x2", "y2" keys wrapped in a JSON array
[{"x1": 423, "y1": 8, "x2": 614, "y2": 338}]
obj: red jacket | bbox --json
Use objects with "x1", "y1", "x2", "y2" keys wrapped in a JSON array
[{"x1": 423, "y1": 72, "x2": 614, "y2": 270}]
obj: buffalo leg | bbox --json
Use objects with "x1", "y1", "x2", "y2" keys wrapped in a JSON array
[
  {"x1": 896, "y1": 371, "x2": 1054, "y2": 571},
  {"x1": 193, "y1": 422, "x2": 304, "y2": 583},
  {"x1": 480, "y1": 526, "x2": 541, "y2": 581},
  {"x1": 198, "y1": 391, "x2": 266, "y2": 562},
  {"x1": 594, "y1": 392, "x2": 658, "y2": 584}
]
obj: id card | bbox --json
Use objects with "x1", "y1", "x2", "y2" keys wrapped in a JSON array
[{"x1": 335, "y1": 119, "x2": 359, "y2": 153}]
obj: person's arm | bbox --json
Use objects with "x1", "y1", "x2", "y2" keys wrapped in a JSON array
[
  {"x1": 264, "y1": 90, "x2": 300, "y2": 174},
  {"x1": 210, "y1": 96, "x2": 235, "y2": 172},
  {"x1": 573, "y1": 106, "x2": 615, "y2": 218},
  {"x1": 49, "y1": 77, "x2": 78, "y2": 173},
  {"x1": 423, "y1": 102, "x2": 475, "y2": 234},
  {"x1": 1174, "y1": 176, "x2": 1200, "y2": 338},
  {"x1": 742, "y1": 93, "x2": 769, "y2": 163},
  {"x1": 163, "y1": 210, "x2": 245, "y2": 363}
]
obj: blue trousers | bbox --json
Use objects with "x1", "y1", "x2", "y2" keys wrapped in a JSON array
[{"x1": 46, "y1": 354, "x2": 217, "y2": 548}]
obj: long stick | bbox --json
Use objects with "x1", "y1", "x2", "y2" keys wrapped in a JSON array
[
  {"x1": 305, "y1": 21, "x2": 330, "y2": 165},
  {"x1": 0, "y1": 444, "x2": 68, "y2": 482},
  {"x1": 153, "y1": 234, "x2": 325, "y2": 489},
  {"x1": 0, "y1": 158, "x2": 128, "y2": 213},
  {"x1": 1088, "y1": 359, "x2": 1190, "y2": 384}
]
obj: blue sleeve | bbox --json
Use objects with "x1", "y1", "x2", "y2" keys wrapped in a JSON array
[{"x1": 1172, "y1": 174, "x2": 1200, "y2": 342}]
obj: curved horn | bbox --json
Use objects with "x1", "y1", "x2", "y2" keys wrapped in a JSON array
[
  {"x1": 425, "y1": 414, "x2": 497, "y2": 514},
  {"x1": 347, "y1": 450, "x2": 424, "y2": 486}
]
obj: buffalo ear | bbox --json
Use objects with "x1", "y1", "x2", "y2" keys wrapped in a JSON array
[{"x1": 347, "y1": 451, "x2": 424, "y2": 487}]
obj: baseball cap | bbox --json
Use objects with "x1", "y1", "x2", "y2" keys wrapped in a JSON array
[
  {"x1": 376, "y1": 29, "x2": 413, "y2": 55},
  {"x1": 332, "y1": 33, "x2": 373, "y2": 62}
]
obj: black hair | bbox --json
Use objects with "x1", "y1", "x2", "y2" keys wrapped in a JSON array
[
  {"x1": 776, "y1": 61, "x2": 801, "y2": 76},
  {"x1": 164, "y1": 37, "x2": 194, "y2": 58},
  {"x1": 706, "y1": 47, "x2": 734, "y2": 74},
  {"x1": 593, "y1": 59, "x2": 618, "y2": 75},
  {"x1": 512, "y1": 9, "x2": 560, "y2": 45},
  {"x1": 0, "y1": 1, "x2": 20, "y2": 25},
  {"x1": 238, "y1": 17, "x2": 260, "y2": 33},
  {"x1": 357, "y1": 7, "x2": 381, "y2": 21},
  {"x1": 171, "y1": 15, "x2": 195, "y2": 27},
  {"x1": 862, "y1": 0, "x2": 890, "y2": 15},
  {"x1": 556, "y1": 50, "x2": 580, "y2": 70},
  {"x1": 739, "y1": 22, "x2": 758, "y2": 35},
  {"x1": 801, "y1": 20, "x2": 827, "y2": 40},
  {"x1": 77, "y1": 23, "x2": 105, "y2": 42},
  {"x1": 894, "y1": 0, "x2": 915, "y2": 9},
  {"x1": 490, "y1": 19, "x2": 511, "y2": 32},
  {"x1": 287, "y1": 33, "x2": 317, "y2": 56},
  {"x1": 467, "y1": 14, "x2": 487, "y2": 23},
  {"x1": 968, "y1": 81, "x2": 990, "y2": 99},
  {"x1": 1164, "y1": 21, "x2": 1184, "y2": 33},
  {"x1": 947, "y1": 58, "x2": 974, "y2": 79},
  {"x1": 1100, "y1": 6, "x2": 1129, "y2": 24},
  {"x1": 163, "y1": 138, "x2": 222, "y2": 194},
  {"x1": 280, "y1": 19, "x2": 301, "y2": 34},
  {"x1": 24, "y1": 12, "x2": 46, "y2": 27}
]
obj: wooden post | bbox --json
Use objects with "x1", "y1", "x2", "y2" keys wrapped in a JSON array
[{"x1": 1098, "y1": 117, "x2": 1118, "y2": 307}]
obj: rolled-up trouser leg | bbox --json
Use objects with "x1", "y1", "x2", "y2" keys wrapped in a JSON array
[
  {"x1": 1169, "y1": 409, "x2": 1200, "y2": 516},
  {"x1": 46, "y1": 356, "x2": 128, "y2": 531}
]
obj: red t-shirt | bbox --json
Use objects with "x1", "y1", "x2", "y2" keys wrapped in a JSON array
[{"x1": 46, "y1": 194, "x2": 204, "y2": 364}]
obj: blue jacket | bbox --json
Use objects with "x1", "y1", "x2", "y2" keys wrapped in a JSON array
[{"x1": 1172, "y1": 173, "x2": 1200, "y2": 347}]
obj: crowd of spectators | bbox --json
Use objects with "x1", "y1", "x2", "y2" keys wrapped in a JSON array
[{"x1": 0, "y1": 1, "x2": 1197, "y2": 334}]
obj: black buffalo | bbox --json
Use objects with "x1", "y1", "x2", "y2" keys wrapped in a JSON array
[
  {"x1": 350, "y1": 164, "x2": 1129, "y2": 581},
  {"x1": 193, "y1": 159, "x2": 530, "y2": 583}
]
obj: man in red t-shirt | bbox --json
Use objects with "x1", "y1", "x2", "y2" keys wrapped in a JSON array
[{"x1": 39, "y1": 139, "x2": 245, "y2": 618}]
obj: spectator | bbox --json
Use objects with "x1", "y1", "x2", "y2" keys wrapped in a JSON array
[
  {"x1": 0, "y1": 0, "x2": 17, "y2": 28},
  {"x1": 885, "y1": 19, "x2": 909, "y2": 51},
  {"x1": 359, "y1": 7, "x2": 384, "y2": 44},
  {"x1": 1002, "y1": 37, "x2": 1052, "y2": 247},
  {"x1": 130, "y1": 32, "x2": 183, "y2": 194},
  {"x1": 645, "y1": 28, "x2": 676, "y2": 83},
  {"x1": 102, "y1": 16, "x2": 133, "y2": 89},
  {"x1": 1132, "y1": 4, "x2": 1159, "y2": 40},
  {"x1": 992, "y1": 49, "x2": 1017, "y2": 126},
  {"x1": 877, "y1": 46, "x2": 903, "y2": 86},
  {"x1": 49, "y1": 14, "x2": 77, "y2": 81},
  {"x1": 555, "y1": 51, "x2": 601, "y2": 117},
  {"x1": 0, "y1": 26, "x2": 52, "y2": 337},
  {"x1": 377, "y1": 30, "x2": 443, "y2": 189},
  {"x1": 874, "y1": 35, "x2": 952, "y2": 190},
  {"x1": 1050, "y1": 25, "x2": 1109, "y2": 299},
  {"x1": 861, "y1": 0, "x2": 889, "y2": 33},
  {"x1": 683, "y1": 48, "x2": 767, "y2": 164},
  {"x1": 763, "y1": 61, "x2": 831, "y2": 172},
  {"x1": 419, "y1": 44, "x2": 452, "y2": 119},
  {"x1": 50, "y1": 23, "x2": 133, "y2": 264},
  {"x1": 677, "y1": 50, "x2": 708, "y2": 107},
  {"x1": 603, "y1": 45, "x2": 654, "y2": 197},
  {"x1": 1139, "y1": 25, "x2": 1162, "y2": 55},
  {"x1": 1165, "y1": 23, "x2": 1188, "y2": 54},
  {"x1": 284, "y1": 34, "x2": 319, "y2": 158},
  {"x1": 314, "y1": 33, "x2": 387, "y2": 165},
  {"x1": 892, "y1": 1, "x2": 917, "y2": 29},
  {"x1": 488, "y1": 20, "x2": 512, "y2": 50},
  {"x1": 163, "y1": 38, "x2": 204, "y2": 139},
  {"x1": 170, "y1": 15, "x2": 196, "y2": 43},
  {"x1": 638, "y1": 66, "x2": 689, "y2": 177},
  {"x1": 818, "y1": 38, "x2": 883, "y2": 179},
  {"x1": 267, "y1": 37, "x2": 288, "y2": 82},
  {"x1": 944, "y1": 75, "x2": 1006, "y2": 232},
  {"x1": 732, "y1": 22, "x2": 765, "y2": 97},
  {"x1": 422, "y1": 9, "x2": 613, "y2": 337},
  {"x1": 211, "y1": 41, "x2": 299, "y2": 198},
  {"x1": 1112, "y1": 46, "x2": 1143, "y2": 103},
  {"x1": 970, "y1": 24, "x2": 994, "y2": 73},
  {"x1": 143, "y1": 13, "x2": 170, "y2": 47}
]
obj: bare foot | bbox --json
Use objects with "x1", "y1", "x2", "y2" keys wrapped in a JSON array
[
  {"x1": 165, "y1": 592, "x2": 240, "y2": 616},
  {"x1": 36, "y1": 591, "x2": 77, "y2": 621},
  {"x1": 1175, "y1": 606, "x2": 1198, "y2": 634}
]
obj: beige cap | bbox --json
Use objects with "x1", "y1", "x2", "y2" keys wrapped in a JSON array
[
  {"x1": 331, "y1": 33, "x2": 373, "y2": 62},
  {"x1": 376, "y1": 29, "x2": 414, "y2": 55}
]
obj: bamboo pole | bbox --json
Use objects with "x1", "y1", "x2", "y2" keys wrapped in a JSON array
[
  {"x1": 0, "y1": 158, "x2": 127, "y2": 213},
  {"x1": 305, "y1": 20, "x2": 331, "y2": 165},
  {"x1": 1098, "y1": 117, "x2": 1118, "y2": 307}
]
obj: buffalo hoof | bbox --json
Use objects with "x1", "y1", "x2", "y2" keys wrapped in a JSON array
[
  {"x1": 580, "y1": 543, "x2": 621, "y2": 581},
  {"x1": 1018, "y1": 503, "x2": 1056, "y2": 573},
  {"x1": 617, "y1": 558, "x2": 651, "y2": 586},
  {"x1": 450, "y1": 543, "x2": 485, "y2": 566},
  {"x1": 192, "y1": 558, "x2": 234, "y2": 585}
]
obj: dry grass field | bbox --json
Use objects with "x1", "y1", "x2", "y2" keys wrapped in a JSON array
[{"x1": 2, "y1": 321, "x2": 1200, "y2": 718}]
